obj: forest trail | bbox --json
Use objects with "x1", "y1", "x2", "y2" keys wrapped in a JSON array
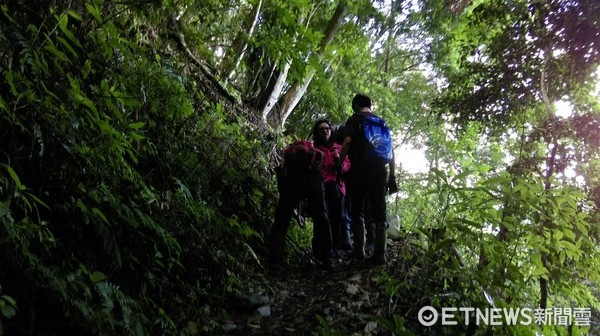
[{"x1": 222, "y1": 239, "x2": 422, "y2": 336}]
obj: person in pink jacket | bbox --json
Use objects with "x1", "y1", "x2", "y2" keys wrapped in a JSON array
[{"x1": 312, "y1": 119, "x2": 352, "y2": 253}]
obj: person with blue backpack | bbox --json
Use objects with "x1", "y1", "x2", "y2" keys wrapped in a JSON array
[{"x1": 337, "y1": 94, "x2": 398, "y2": 265}]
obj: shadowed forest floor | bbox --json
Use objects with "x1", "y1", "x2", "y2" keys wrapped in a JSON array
[{"x1": 219, "y1": 239, "x2": 432, "y2": 336}]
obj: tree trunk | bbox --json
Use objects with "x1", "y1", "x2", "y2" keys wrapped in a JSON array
[
  {"x1": 277, "y1": 70, "x2": 316, "y2": 128},
  {"x1": 225, "y1": 0, "x2": 263, "y2": 83},
  {"x1": 538, "y1": 36, "x2": 558, "y2": 308},
  {"x1": 261, "y1": 61, "x2": 291, "y2": 122},
  {"x1": 258, "y1": 8, "x2": 307, "y2": 122},
  {"x1": 274, "y1": 1, "x2": 347, "y2": 129}
]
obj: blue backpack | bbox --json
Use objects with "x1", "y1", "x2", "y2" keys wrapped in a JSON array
[{"x1": 361, "y1": 114, "x2": 393, "y2": 163}]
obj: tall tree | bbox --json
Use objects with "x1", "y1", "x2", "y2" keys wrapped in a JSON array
[
  {"x1": 274, "y1": 0, "x2": 348, "y2": 129},
  {"x1": 424, "y1": 0, "x2": 600, "y2": 315}
]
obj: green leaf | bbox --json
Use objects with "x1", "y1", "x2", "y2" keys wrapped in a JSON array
[
  {"x1": 451, "y1": 170, "x2": 471, "y2": 183},
  {"x1": 1, "y1": 295, "x2": 16, "y2": 307},
  {"x1": 558, "y1": 251, "x2": 566, "y2": 265},
  {"x1": 455, "y1": 217, "x2": 483, "y2": 228},
  {"x1": 67, "y1": 10, "x2": 82, "y2": 21},
  {"x1": 90, "y1": 271, "x2": 107, "y2": 283},
  {"x1": 3, "y1": 165, "x2": 24, "y2": 191},
  {"x1": 1, "y1": 304, "x2": 16, "y2": 319},
  {"x1": 0, "y1": 295, "x2": 17, "y2": 318},
  {"x1": 0, "y1": 96, "x2": 7, "y2": 112},
  {"x1": 481, "y1": 175, "x2": 511, "y2": 186},
  {"x1": 562, "y1": 228, "x2": 575, "y2": 240},
  {"x1": 574, "y1": 219, "x2": 588, "y2": 235},
  {"x1": 23, "y1": 191, "x2": 50, "y2": 210},
  {"x1": 128, "y1": 122, "x2": 145, "y2": 129},
  {"x1": 430, "y1": 168, "x2": 448, "y2": 182},
  {"x1": 57, "y1": 14, "x2": 81, "y2": 47},
  {"x1": 553, "y1": 230, "x2": 564, "y2": 241},
  {"x1": 91, "y1": 208, "x2": 109, "y2": 225},
  {"x1": 372, "y1": 315, "x2": 395, "y2": 331},
  {"x1": 434, "y1": 238, "x2": 456, "y2": 251},
  {"x1": 130, "y1": 132, "x2": 145, "y2": 141},
  {"x1": 56, "y1": 36, "x2": 77, "y2": 57},
  {"x1": 43, "y1": 40, "x2": 70, "y2": 63},
  {"x1": 558, "y1": 240, "x2": 576, "y2": 251},
  {"x1": 86, "y1": 4, "x2": 101, "y2": 21}
]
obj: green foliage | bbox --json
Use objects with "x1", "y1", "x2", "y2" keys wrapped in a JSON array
[
  {"x1": 0, "y1": 284, "x2": 18, "y2": 336},
  {"x1": 392, "y1": 112, "x2": 600, "y2": 333},
  {"x1": 429, "y1": 0, "x2": 600, "y2": 129},
  {"x1": 0, "y1": 1, "x2": 278, "y2": 334},
  {"x1": 0, "y1": 0, "x2": 598, "y2": 335},
  {"x1": 287, "y1": 220, "x2": 313, "y2": 248},
  {"x1": 316, "y1": 313, "x2": 345, "y2": 336},
  {"x1": 373, "y1": 314, "x2": 416, "y2": 336}
]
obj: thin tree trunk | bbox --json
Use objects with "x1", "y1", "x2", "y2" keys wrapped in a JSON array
[
  {"x1": 226, "y1": 0, "x2": 263, "y2": 83},
  {"x1": 277, "y1": 70, "x2": 316, "y2": 128},
  {"x1": 383, "y1": 0, "x2": 394, "y2": 86},
  {"x1": 258, "y1": 9, "x2": 306, "y2": 122},
  {"x1": 261, "y1": 61, "x2": 291, "y2": 122},
  {"x1": 275, "y1": 1, "x2": 347, "y2": 129},
  {"x1": 539, "y1": 62, "x2": 558, "y2": 310}
]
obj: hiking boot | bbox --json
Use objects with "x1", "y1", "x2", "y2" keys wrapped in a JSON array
[
  {"x1": 371, "y1": 225, "x2": 387, "y2": 266},
  {"x1": 351, "y1": 221, "x2": 365, "y2": 260}
]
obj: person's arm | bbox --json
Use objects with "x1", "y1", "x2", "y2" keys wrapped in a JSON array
[
  {"x1": 387, "y1": 148, "x2": 399, "y2": 194},
  {"x1": 389, "y1": 148, "x2": 396, "y2": 175},
  {"x1": 337, "y1": 136, "x2": 351, "y2": 170},
  {"x1": 341, "y1": 151, "x2": 351, "y2": 173},
  {"x1": 331, "y1": 143, "x2": 349, "y2": 172}
]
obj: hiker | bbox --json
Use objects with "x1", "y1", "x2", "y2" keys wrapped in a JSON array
[
  {"x1": 313, "y1": 119, "x2": 352, "y2": 253},
  {"x1": 331, "y1": 125, "x2": 353, "y2": 247},
  {"x1": 269, "y1": 140, "x2": 335, "y2": 272},
  {"x1": 334, "y1": 124, "x2": 376, "y2": 256},
  {"x1": 338, "y1": 94, "x2": 398, "y2": 265}
]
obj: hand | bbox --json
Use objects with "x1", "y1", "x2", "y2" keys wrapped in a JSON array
[
  {"x1": 332, "y1": 149, "x2": 340, "y2": 162},
  {"x1": 387, "y1": 175, "x2": 399, "y2": 195}
]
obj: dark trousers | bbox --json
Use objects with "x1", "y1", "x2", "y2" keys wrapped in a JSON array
[
  {"x1": 324, "y1": 182, "x2": 345, "y2": 249},
  {"x1": 343, "y1": 194, "x2": 351, "y2": 232},
  {"x1": 349, "y1": 163, "x2": 388, "y2": 237},
  {"x1": 269, "y1": 168, "x2": 332, "y2": 265}
]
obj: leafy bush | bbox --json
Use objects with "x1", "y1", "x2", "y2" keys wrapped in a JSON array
[{"x1": 0, "y1": 2, "x2": 278, "y2": 334}]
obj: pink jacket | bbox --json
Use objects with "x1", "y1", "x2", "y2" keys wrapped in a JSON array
[{"x1": 315, "y1": 142, "x2": 351, "y2": 195}]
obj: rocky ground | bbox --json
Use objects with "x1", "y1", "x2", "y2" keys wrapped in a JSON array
[
  {"x1": 220, "y1": 239, "x2": 427, "y2": 336},
  {"x1": 211, "y1": 232, "x2": 600, "y2": 336}
]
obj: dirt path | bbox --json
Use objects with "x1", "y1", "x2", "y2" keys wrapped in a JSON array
[{"x1": 221, "y1": 240, "x2": 421, "y2": 335}]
